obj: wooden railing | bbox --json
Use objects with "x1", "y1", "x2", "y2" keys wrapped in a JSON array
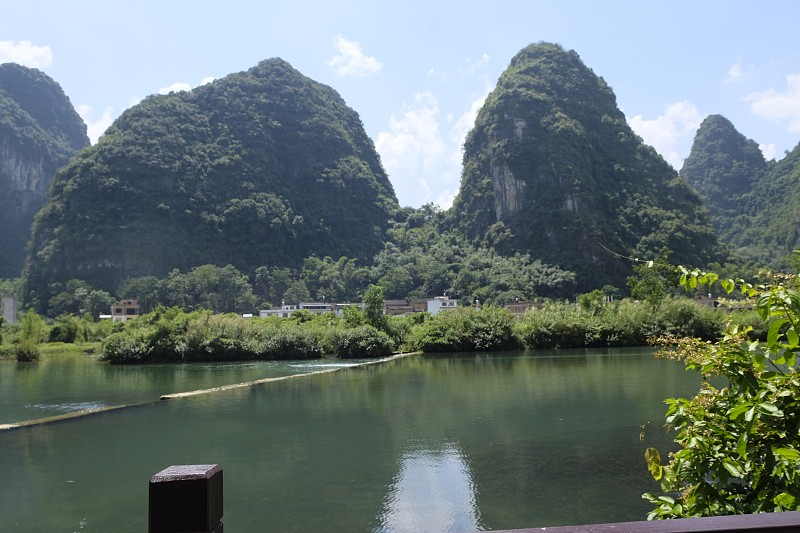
[
  {"x1": 148, "y1": 464, "x2": 800, "y2": 533},
  {"x1": 149, "y1": 464, "x2": 223, "y2": 533},
  {"x1": 487, "y1": 510, "x2": 800, "y2": 532}
]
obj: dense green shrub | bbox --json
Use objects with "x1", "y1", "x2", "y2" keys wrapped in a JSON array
[
  {"x1": 515, "y1": 301, "x2": 588, "y2": 349},
  {"x1": 331, "y1": 325, "x2": 394, "y2": 358},
  {"x1": 259, "y1": 328, "x2": 324, "y2": 359},
  {"x1": 98, "y1": 295, "x2": 736, "y2": 362},
  {"x1": 15, "y1": 309, "x2": 45, "y2": 362},
  {"x1": 408, "y1": 306, "x2": 520, "y2": 352},
  {"x1": 656, "y1": 297, "x2": 722, "y2": 339},
  {"x1": 48, "y1": 314, "x2": 80, "y2": 343},
  {"x1": 102, "y1": 308, "x2": 327, "y2": 363},
  {"x1": 515, "y1": 297, "x2": 727, "y2": 350},
  {"x1": 102, "y1": 329, "x2": 151, "y2": 363}
]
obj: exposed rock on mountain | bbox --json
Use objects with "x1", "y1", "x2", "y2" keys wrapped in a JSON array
[
  {"x1": 0, "y1": 63, "x2": 89, "y2": 278},
  {"x1": 23, "y1": 58, "x2": 397, "y2": 312},
  {"x1": 450, "y1": 43, "x2": 725, "y2": 290}
]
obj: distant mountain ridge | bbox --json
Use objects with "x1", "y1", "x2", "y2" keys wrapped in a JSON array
[
  {"x1": 681, "y1": 115, "x2": 800, "y2": 268},
  {"x1": 23, "y1": 58, "x2": 398, "y2": 313},
  {"x1": 16, "y1": 45, "x2": 798, "y2": 314},
  {"x1": 0, "y1": 63, "x2": 89, "y2": 278},
  {"x1": 449, "y1": 43, "x2": 726, "y2": 290}
]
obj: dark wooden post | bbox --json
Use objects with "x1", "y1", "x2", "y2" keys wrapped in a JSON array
[{"x1": 149, "y1": 464, "x2": 223, "y2": 533}]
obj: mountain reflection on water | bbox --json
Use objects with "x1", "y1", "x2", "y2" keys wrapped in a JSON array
[{"x1": 378, "y1": 441, "x2": 480, "y2": 532}]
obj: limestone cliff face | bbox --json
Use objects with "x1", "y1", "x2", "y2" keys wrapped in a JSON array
[
  {"x1": 450, "y1": 43, "x2": 725, "y2": 291},
  {"x1": 1, "y1": 139, "x2": 48, "y2": 209},
  {"x1": 491, "y1": 163, "x2": 526, "y2": 220},
  {"x1": 0, "y1": 63, "x2": 89, "y2": 277}
]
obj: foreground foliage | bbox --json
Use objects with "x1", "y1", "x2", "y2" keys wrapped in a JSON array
[{"x1": 644, "y1": 267, "x2": 800, "y2": 518}]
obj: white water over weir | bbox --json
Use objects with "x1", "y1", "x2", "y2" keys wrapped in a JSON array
[
  {"x1": 160, "y1": 352, "x2": 416, "y2": 399},
  {"x1": 0, "y1": 352, "x2": 417, "y2": 431}
]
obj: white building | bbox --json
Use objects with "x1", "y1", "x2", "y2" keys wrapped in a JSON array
[
  {"x1": 298, "y1": 302, "x2": 333, "y2": 315},
  {"x1": 259, "y1": 304, "x2": 298, "y2": 318},
  {"x1": 109, "y1": 299, "x2": 141, "y2": 322},
  {"x1": 427, "y1": 295, "x2": 458, "y2": 315},
  {"x1": 1, "y1": 292, "x2": 18, "y2": 324}
]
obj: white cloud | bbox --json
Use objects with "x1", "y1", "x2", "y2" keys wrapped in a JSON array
[
  {"x1": 461, "y1": 53, "x2": 490, "y2": 76},
  {"x1": 376, "y1": 88, "x2": 490, "y2": 209},
  {"x1": 759, "y1": 143, "x2": 777, "y2": 160},
  {"x1": 427, "y1": 53, "x2": 490, "y2": 84},
  {"x1": 326, "y1": 35, "x2": 382, "y2": 77},
  {"x1": 158, "y1": 76, "x2": 215, "y2": 95},
  {"x1": 76, "y1": 104, "x2": 114, "y2": 145},
  {"x1": 628, "y1": 101, "x2": 705, "y2": 169},
  {"x1": 435, "y1": 189, "x2": 457, "y2": 209},
  {"x1": 745, "y1": 74, "x2": 800, "y2": 132},
  {"x1": 159, "y1": 82, "x2": 192, "y2": 94},
  {"x1": 0, "y1": 40, "x2": 53, "y2": 68},
  {"x1": 376, "y1": 92, "x2": 445, "y2": 206},
  {"x1": 723, "y1": 56, "x2": 752, "y2": 85},
  {"x1": 427, "y1": 67, "x2": 447, "y2": 82}
]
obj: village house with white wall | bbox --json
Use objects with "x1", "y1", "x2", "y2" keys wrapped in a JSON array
[
  {"x1": 1, "y1": 292, "x2": 19, "y2": 324},
  {"x1": 260, "y1": 295, "x2": 458, "y2": 319},
  {"x1": 101, "y1": 299, "x2": 141, "y2": 322}
]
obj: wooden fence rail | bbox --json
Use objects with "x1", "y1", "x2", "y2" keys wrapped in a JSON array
[
  {"x1": 482, "y1": 510, "x2": 800, "y2": 532},
  {"x1": 147, "y1": 464, "x2": 800, "y2": 532}
]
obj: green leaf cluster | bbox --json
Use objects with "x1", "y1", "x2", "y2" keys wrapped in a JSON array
[{"x1": 644, "y1": 266, "x2": 800, "y2": 518}]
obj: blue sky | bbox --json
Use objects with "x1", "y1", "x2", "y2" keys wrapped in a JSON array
[{"x1": 2, "y1": 1, "x2": 799, "y2": 208}]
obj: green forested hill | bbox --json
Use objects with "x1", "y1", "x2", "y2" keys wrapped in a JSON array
[
  {"x1": 23, "y1": 58, "x2": 398, "y2": 313},
  {"x1": 449, "y1": 43, "x2": 726, "y2": 291},
  {"x1": 681, "y1": 115, "x2": 799, "y2": 268},
  {"x1": 747, "y1": 144, "x2": 800, "y2": 267},
  {"x1": 0, "y1": 63, "x2": 89, "y2": 278}
]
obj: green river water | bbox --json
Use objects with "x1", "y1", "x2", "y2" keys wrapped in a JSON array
[{"x1": 0, "y1": 348, "x2": 701, "y2": 532}]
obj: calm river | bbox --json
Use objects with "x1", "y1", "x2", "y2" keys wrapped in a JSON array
[{"x1": 0, "y1": 348, "x2": 700, "y2": 531}]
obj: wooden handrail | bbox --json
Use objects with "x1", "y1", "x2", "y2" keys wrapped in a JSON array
[
  {"x1": 147, "y1": 464, "x2": 800, "y2": 532},
  {"x1": 485, "y1": 510, "x2": 800, "y2": 532}
]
